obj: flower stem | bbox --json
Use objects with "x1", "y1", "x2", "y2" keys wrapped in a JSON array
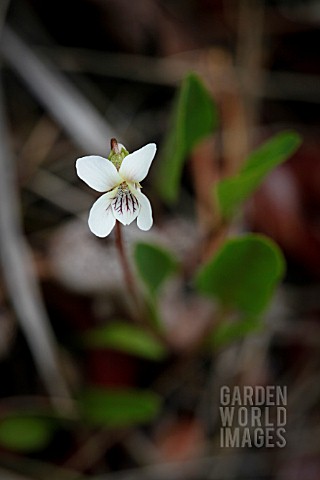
[
  {"x1": 114, "y1": 222, "x2": 168, "y2": 346},
  {"x1": 114, "y1": 220, "x2": 141, "y2": 316}
]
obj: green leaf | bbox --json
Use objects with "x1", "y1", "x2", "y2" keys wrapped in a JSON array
[
  {"x1": 83, "y1": 322, "x2": 167, "y2": 361},
  {"x1": 210, "y1": 316, "x2": 262, "y2": 348},
  {"x1": 157, "y1": 72, "x2": 218, "y2": 203},
  {"x1": 195, "y1": 234, "x2": 285, "y2": 316},
  {"x1": 215, "y1": 131, "x2": 302, "y2": 219},
  {"x1": 134, "y1": 242, "x2": 178, "y2": 297},
  {"x1": 79, "y1": 388, "x2": 161, "y2": 427},
  {"x1": 0, "y1": 416, "x2": 54, "y2": 452},
  {"x1": 143, "y1": 294, "x2": 163, "y2": 330}
]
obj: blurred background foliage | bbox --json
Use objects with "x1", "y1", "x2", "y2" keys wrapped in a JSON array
[{"x1": 0, "y1": 0, "x2": 319, "y2": 479}]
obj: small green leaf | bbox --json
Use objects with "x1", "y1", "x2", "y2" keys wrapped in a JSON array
[
  {"x1": 79, "y1": 388, "x2": 161, "y2": 427},
  {"x1": 215, "y1": 169, "x2": 263, "y2": 220},
  {"x1": 210, "y1": 316, "x2": 262, "y2": 348},
  {"x1": 242, "y1": 131, "x2": 301, "y2": 173},
  {"x1": 0, "y1": 416, "x2": 54, "y2": 452},
  {"x1": 195, "y1": 234, "x2": 285, "y2": 315},
  {"x1": 157, "y1": 72, "x2": 218, "y2": 203},
  {"x1": 215, "y1": 131, "x2": 302, "y2": 219},
  {"x1": 143, "y1": 294, "x2": 163, "y2": 330},
  {"x1": 83, "y1": 322, "x2": 167, "y2": 361},
  {"x1": 134, "y1": 242, "x2": 178, "y2": 297}
]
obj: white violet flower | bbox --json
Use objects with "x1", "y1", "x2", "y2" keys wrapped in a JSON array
[{"x1": 76, "y1": 140, "x2": 156, "y2": 237}]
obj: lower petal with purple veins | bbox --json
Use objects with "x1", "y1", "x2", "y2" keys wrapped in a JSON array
[{"x1": 111, "y1": 184, "x2": 140, "y2": 225}]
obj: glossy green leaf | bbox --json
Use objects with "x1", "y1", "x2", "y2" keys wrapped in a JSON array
[
  {"x1": 79, "y1": 388, "x2": 161, "y2": 427},
  {"x1": 83, "y1": 322, "x2": 167, "y2": 361},
  {"x1": 215, "y1": 131, "x2": 302, "y2": 218},
  {"x1": 0, "y1": 416, "x2": 54, "y2": 452},
  {"x1": 195, "y1": 234, "x2": 285, "y2": 315},
  {"x1": 157, "y1": 72, "x2": 218, "y2": 203},
  {"x1": 134, "y1": 242, "x2": 178, "y2": 297}
]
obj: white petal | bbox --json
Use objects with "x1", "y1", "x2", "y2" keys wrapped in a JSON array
[
  {"x1": 88, "y1": 191, "x2": 117, "y2": 237},
  {"x1": 119, "y1": 143, "x2": 156, "y2": 183},
  {"x1": 76, "y1": 155, "x2": 121, "y2": 192},
  {"x1": 135, "y1": 189, "x2": 153, "y2": 231},
  {"x1": 111, "y1": 186, "x2": 139, "y2": 226}
]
